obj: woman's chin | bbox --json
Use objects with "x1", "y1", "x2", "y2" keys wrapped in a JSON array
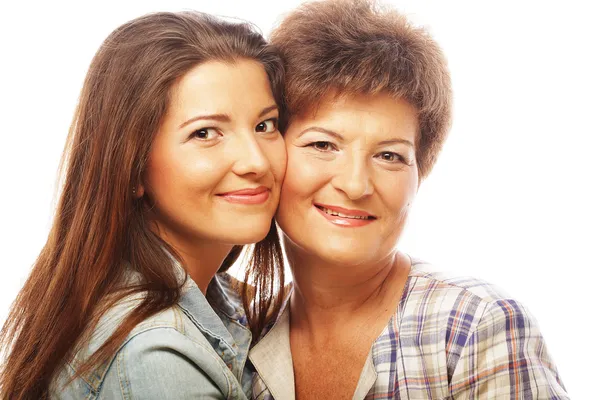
[
  {"x1": 309, "y1": 242, "x2": 382, "y2": 267},
  {"x1": 223, "y1": 223, "x2": 273, "y2": 245}
]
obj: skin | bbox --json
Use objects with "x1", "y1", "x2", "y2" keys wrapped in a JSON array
[
  {"x1": 139, "y1": 59, "x2": 286, "y2": 292},
  {"x1": 277, "y1": 93, "x2": 420, "y2": 399}
]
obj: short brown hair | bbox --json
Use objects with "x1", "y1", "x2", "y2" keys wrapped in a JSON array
[{"x1": 271, "y1": 0, "x2": 452, "y2": 178}]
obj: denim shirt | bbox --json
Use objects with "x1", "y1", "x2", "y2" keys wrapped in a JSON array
[{"x1": 51, "y1": 271, "x2": 253, "y2": 399}]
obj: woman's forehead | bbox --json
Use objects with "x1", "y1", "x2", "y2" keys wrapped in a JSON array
[{"x1": 289, "y1": 93, "x2": 419, "y2": 144}]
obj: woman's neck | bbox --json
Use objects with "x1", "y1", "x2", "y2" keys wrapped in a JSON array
[
  {"x1": 152, "y1": 222, "x2": 233, "y2": 293},
  {"x1": 287, "y1": 242, "x2": 411, "y2": 335},
  {"x1": 177, "y1": 241, "x2": 233, "y2": 293}
]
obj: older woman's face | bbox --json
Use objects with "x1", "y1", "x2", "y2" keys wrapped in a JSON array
[{"x1": 276, "y1": 93, "x2": 419, "y2": 266}]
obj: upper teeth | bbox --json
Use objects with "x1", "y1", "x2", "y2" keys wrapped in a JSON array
[{"x1": 320, "y1": 206, "x2": 370, "y2": 220}]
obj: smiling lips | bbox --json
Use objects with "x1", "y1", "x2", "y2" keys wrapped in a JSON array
[
  {"x1": 218, "y1": 186, "x2": 270, "y2": 204},
  {"x1": 314, "y1": 203, "x2": 376, "y2": 227}
]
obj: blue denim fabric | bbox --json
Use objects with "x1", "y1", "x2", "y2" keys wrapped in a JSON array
[{"x1": 50, "y1": 272, "x2": 252, "y2": 399}]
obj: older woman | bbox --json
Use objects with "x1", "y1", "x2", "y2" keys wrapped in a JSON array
[{"x1": 250, "y1": 0, "x2": 568, "y2": 399}]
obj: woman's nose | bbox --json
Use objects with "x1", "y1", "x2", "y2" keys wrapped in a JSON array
[
  {"x1": 330, "y1": 153, "x2": 374, "y2": 200},
  {"x1": 231, "y1": 133, "x2": 270, "y2": 178}
]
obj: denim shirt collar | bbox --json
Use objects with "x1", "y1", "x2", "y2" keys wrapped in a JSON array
[
  {"x1": 178, "y1": 267, "x2": 253, "y2": 391},
  {"x1": 178, "y1": 272, "x2": 246, "y2": 356},
  {"x1": 207, "y1": 272, "x2": 246, "y2": 323}
]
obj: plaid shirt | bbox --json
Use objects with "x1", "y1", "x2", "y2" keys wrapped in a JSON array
[{"x1": 249, "y1": 260, "x2": 568, "y2": 399}]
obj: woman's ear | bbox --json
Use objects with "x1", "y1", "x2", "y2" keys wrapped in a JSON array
[{"x1": 134, "y1": 184, "x2": 145, "y2": 199}]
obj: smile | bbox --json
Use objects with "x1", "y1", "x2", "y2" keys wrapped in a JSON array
[
  {"x1": 314, "y1": 204, "x2": 376, "y2": 227},
  {"x1": 317, "y1": 206, "x2": 371, "y2": 220},
  {"x1": 217, "y1": 186, "x2": 270, "y2": 205}
]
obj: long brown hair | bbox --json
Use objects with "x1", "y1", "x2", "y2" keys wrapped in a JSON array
[{"x1": 0, "y1": 11, "x2": 285, "y2": 399}]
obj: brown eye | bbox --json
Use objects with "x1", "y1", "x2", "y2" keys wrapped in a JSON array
[
  {"x1": 191, "y1": 127, "x2": 220, "y2": 140},
  {"x1": 312, "y1": 141, "x2": 333, "y2": 151},
  {"x1": 256, "y1": 118, "x2": 278, "y2": 133},
  {"x1": 376, "y1": 151, "x2": 405, "y2": 163}
]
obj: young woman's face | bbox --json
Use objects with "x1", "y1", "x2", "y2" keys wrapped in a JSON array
[
  {"x1": 143, "y1": 60, "x2": 286, "y2": 248},
  {"x1": 276, "y1": 93, "x2": 419, "y2": 266}
]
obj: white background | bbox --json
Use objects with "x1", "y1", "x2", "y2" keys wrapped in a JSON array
[{"x1": 1, "y1": 0, "x2": 598, "y2": 397}]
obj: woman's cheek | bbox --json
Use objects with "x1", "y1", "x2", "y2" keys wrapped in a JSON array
[
  {"x1": 285, "y1": 150, "x2": 331, "y2": 193},
  {"x1": 268, "y1": 137, "x2": 287, "y2": 183},
  {"x1": 377, "y1": 169, "x2": 418, "y2": 218}
]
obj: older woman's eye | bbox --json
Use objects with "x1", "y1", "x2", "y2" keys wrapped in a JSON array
[
  {"x1": 376, "y1": 151, "x2": 406, "y2": 163},
  {"x1": 309, "y1": 141, "x2": 335, "y2": 151},
  {"x1": 256, "y1": 118, "x2": 278, "y2": 133},
  {"x1": 191, "y1": 127, "x2": 221, "y2": 140}
]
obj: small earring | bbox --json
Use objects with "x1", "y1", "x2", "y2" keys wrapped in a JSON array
[{"x1": 132, "y1": 186, "x2": 137, "y2": 196}]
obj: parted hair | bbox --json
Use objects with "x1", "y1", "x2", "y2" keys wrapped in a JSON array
[
  {"x1": 0, "y1": 11, "x2": 285, "y2": 399},
  {"x1": 270, "y1": 0, "x2": 452, "y2": 178}
]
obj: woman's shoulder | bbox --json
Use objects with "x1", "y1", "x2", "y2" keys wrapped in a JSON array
[
  {"x1": 397, "y1": 260, "x2": 568, "y2": 399},
  {"x1": 72, "y1": 280, "x2": 189, "y2": 362},
  {"x1": 71, "y1": 271, "x2": 244, "y2": 360},
  {"x1": 399, "y1": 258, "x2": 537, "y2": 341},
  {"x1": 406, "y1": 258, "x2": 517, "y2": 307},
  {"x1": 52, "y1": 293, "x2": 189, "y2": 394},
  {"x1": 380, "y1": 258, "x2": 568, "y2": 398},
  {"x1": 52, "y1": 314, "x2": 236, "y2": 399},
  {"x1": 53, "y1": 275, "x2": 244, "y2": 398}
]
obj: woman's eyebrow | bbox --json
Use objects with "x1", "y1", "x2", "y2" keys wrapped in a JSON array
[
  {"x1": 378, "y1": 138, "x2": 414, "y2": 147},
  {"x1": 178, "y1": 104, "x2": 278, "y2": 129},
  {"x1": 258, "y1": 104, "x2": 278, "y2": 118},
  {"x1": 297, "y1": 127, "x2": 413, "y2": 148},
  {"x1": 179, "y1": 113, "x2": 230, "y2": 129},
  {"x1": 297, "y1": 126, "x2": 345, "y2": 141}
]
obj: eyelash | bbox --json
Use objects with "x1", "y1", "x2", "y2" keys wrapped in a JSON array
[
  {"x1": 375, "y1": 151, "x2": 406, "y2": 164},
  {"x1": 190, "y1": 117, "x2": 279, "y2": 141},
  {"x1": 306, "y1": 141, "x2": 406, "y2": 164},
  {"x1": 256, "y1": 118, "x2": 279, "y2": 134},
  {"x1": 307, "y1": 141, "x2": 337, "y2": 152},
  {"x1": 191, "y1": 127, "x2": 220, "y2": 141},
  {"x1": 190, "y1": 118, "x2": 279, "y2": 141}
]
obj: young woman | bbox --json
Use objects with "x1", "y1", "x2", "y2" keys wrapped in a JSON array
[
  {"x1": 0, "y1": 11, "x2": 286, "y2": 399},
  {"x1": 250, "y1": 0, "x2": 568, "y2": 398}
]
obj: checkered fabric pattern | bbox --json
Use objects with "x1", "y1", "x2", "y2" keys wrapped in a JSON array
[{"x1": 251, "y1": 260, "x2": 568, "y2": 399}]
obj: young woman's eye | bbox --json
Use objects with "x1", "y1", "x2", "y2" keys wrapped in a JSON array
[
  {"x1": 309, "y1": 141, "x2": 335, "y2": 151},
  {"x1": 191, "y1": 127, "x2": 220, "y2": 140},
  {"x1": 376, "y1": 151, "x2": 406, "y2": 163},
  {"x1": 256, "y1": 118, "x2": 278, "y2": 133}
]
